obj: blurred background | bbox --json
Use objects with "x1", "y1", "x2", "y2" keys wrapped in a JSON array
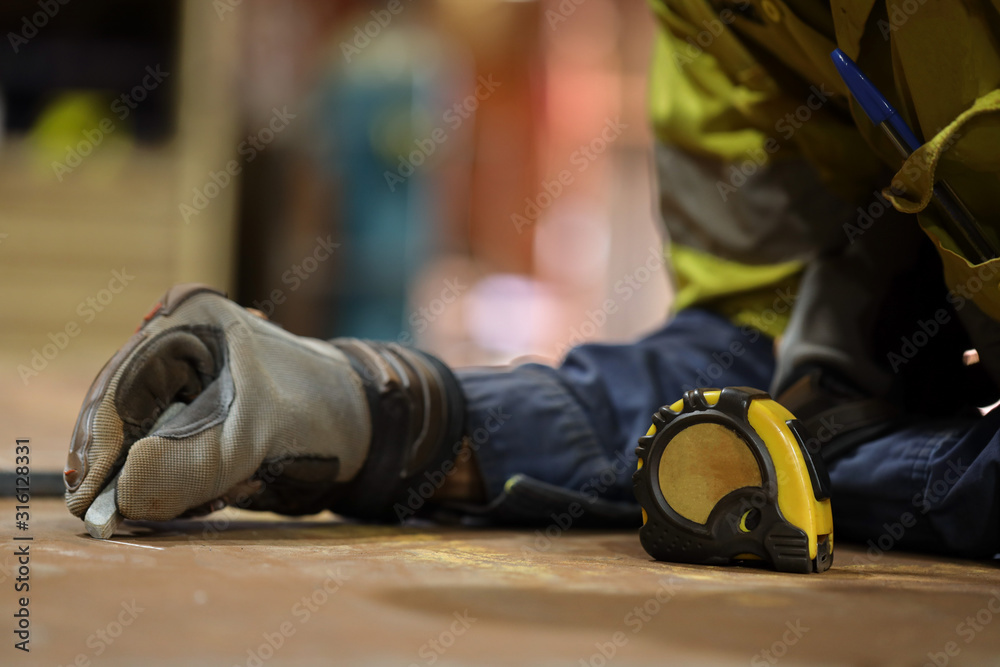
[{"x1": 0, "y1": 0, "x2": 668, "y2": 472}]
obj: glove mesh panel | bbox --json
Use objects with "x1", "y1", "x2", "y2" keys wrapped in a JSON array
[{"x1": 67, "y1": 293, "x2": 371, "y2": 520}]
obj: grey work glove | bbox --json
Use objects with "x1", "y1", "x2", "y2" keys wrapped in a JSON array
[{"x1": 66, "y1": 284, "x2": 465, "y2": 524}]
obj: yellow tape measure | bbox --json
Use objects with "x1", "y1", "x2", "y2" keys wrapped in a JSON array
[{"x1": 633, "y1": 387, "x2": 834, "y2": 573}]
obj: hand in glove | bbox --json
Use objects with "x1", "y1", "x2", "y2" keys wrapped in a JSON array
[{"x1": 65, "y1": 284, "x2": 465, "y2": 527}]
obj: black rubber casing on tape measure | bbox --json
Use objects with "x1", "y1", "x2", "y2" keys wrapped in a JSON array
[{"x1": 633, "y1": 387, "x2": 833, "y2": 574}]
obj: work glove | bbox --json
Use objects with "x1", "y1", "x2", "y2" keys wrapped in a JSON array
[{"x1": 65, "y1": 284, "x2": 465, "y2": 523}]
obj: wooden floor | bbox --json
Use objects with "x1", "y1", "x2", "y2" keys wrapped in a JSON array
[
  {"x1": 3, "y1": 355, "x2": 1000, "y2": 666},
  {"x1": 2, "y1": 498, "x2": 998, "y2": 666}
]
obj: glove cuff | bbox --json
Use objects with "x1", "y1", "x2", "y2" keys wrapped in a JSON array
[{"x1": 326, "y1": 340, "x2": 466, "y2": 521}]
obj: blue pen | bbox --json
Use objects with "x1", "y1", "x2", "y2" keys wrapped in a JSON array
[{"x1": 830, "y1": 48, "x2": 996, "y2": 263}]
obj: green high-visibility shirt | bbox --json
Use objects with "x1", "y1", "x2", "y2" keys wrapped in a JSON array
[{"x1": 648, "y1": 0, "x2": 1000, "y2": 338}]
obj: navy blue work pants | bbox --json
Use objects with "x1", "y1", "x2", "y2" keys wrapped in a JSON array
[{"x1": 458, "y1": 308, "x2": 1000, "y2": 558}]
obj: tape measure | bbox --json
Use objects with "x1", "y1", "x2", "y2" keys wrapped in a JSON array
[{"x1": 632, "y1": 387, "x2": 834, "y2": 573}]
